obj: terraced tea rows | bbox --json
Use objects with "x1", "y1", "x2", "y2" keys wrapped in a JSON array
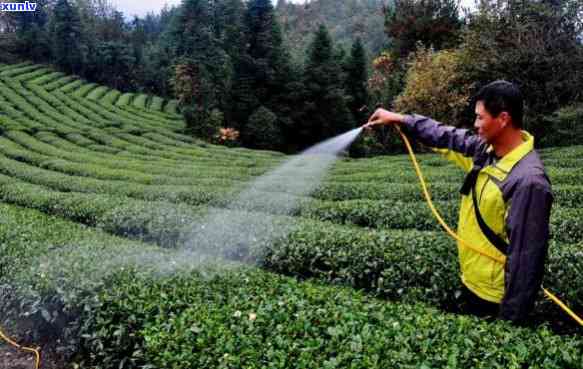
[{"x1": 0, "y1": 63, "x2": 581, "y2": 368}]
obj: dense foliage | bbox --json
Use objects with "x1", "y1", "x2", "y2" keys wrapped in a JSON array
[
  {"x1": 395, "y1": 47, "x2": 471, "y2": 125},
  {"x1": 456, "y1": 0, "x2": 583, "y2": 136}
]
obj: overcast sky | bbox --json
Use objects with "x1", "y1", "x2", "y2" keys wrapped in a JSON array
[{"x1": 111, "y1": 0, "x2": 476, "y2": 19}]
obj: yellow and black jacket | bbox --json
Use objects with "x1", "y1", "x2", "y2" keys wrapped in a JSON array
[{"x1": 402, "y1": 114, "x2": 553, "y2": 323}]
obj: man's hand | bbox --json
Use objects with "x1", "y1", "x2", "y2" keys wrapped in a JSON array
[{"x1": 363, "y1": 108, "x2": 406, "y2": 130}]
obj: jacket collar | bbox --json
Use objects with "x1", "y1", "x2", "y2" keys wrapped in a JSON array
[{"x1": 485, "y1": 131, "x2": 534, "y2": 174}]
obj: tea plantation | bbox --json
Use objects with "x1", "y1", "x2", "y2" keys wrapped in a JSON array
[{"x1": 0, "y1": 62, "x2": 581, "y2": 368}]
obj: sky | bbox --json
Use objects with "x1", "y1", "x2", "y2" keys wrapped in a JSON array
[{"x1": 111, "y1": 0, "x2": 475, "y2": 18}]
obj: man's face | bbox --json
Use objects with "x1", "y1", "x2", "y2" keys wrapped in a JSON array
[{"x1": 474, "y1": 101, "x2": 508, "y2": 143}]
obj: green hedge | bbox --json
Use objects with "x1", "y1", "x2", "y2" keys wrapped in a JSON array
[
  {"x1": 81, "y1": 269, "x2": 583, "y2": 369},
  {"x1": 29, "y1": 71, "x2": 64, "y2": 86},
  {"x1": 131, "y1": 94, "x2": 148, "y2": 109},
  {"x1": 301, "y1": 198, "x2": 459, "y2": 230},
  {"x1": 101, "y1": 90, "x2": 121, "y2": 105},
  {"x1": 0, "y1": 161, "x2": 228, "y2": 208},
  {"x1": 12, "y1": 67, "x2": 52, "y2": 82},
  {"x1": 164, "y1": 99, "x2": 179, "y2": 114},
  {"x1": 0, "y1": 63, "x2": 40, "y2": 78},
  {"x1": 2, "y1": 138, "x2": 582, "y2": 244},
  {"x1": 59, "y1": 79, "x2": 84, "y2": 93},
  {"x1": 115, "y1": 93, "x2": 133, "y2": 106},
  {"x1": 0, "y1": 80, "x2": 79, "y2": 133},
  {"x1": 86, "y1": 86, "x2": 110, "y2": 101},
  {"x1": 149, "y1": 96, "x2": 164, "y2": 111},
  {"x1": 1, "y1": 175, "x2": 579, "y2": 327},
  {"x1": 44, "y1": 75, "x2": 75, "y2": 91},
  {"x1": 0, "y1": 202, "x2": 163, "y2": 357},
  {"x1": 2, "y1": 203, "x2": 581, "y2": 368},
  {"x1": 27, "y1": 132, "x2": 266, "y2": 179},
  {"x1": 1, "y1": 133, "x2": 271, "y2": 180},
  {"x1": 72, "y1": 82, "x2": 98, "y2": 97}
]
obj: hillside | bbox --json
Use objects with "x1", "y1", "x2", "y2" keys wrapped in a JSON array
[
  {"x1": 0, "y1": 62, "x2": 582, "y2": 367},
  {"x1": 277, "y1": 0, "x2": 388, "y2": 62}
]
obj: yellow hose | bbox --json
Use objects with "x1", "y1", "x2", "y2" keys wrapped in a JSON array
[
  {"x1": 0, "y1": 328, "x2": 40, "y2": 369},
  {"x1": 393, "y1": 124, "x2": 583, "y2": 327}
]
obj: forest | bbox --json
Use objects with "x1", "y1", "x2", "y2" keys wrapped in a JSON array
[{"x1": 1, "y1": 0, "x2": 582, "y2": 154}]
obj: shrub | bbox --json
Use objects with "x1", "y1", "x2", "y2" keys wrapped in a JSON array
[
  {"x1": 244, "y1": 106, "x2": 283, "y2": 150},
  {"x1": 395, "y1": 47, "x2": 471, "y2": 125},
  {"x1": 184, "y1": 107, "x2": 223, "y2": 141}
]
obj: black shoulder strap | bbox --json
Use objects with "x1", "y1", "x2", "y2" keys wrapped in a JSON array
[{"x1": 471, "y1": 183, "x2": 509, "y2": 255}]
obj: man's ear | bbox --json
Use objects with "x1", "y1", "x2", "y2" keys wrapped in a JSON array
[{"x1": 499, "y1": 111, "x2": 510, "y2": 128}]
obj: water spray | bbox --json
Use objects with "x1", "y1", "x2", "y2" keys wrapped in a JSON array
[{"x1": 182, "y1": 127, "x2": 363, "y2": 262}]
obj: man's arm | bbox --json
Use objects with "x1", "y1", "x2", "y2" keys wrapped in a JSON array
[
  {"x1": 364, "y1": 109, "x2": 485, "y2": 171},
  {"x1": 499, "y1": 176, "x2": 553, "y2": 323},
  {"x1": 401, "y1": 114, "x2": 483, "y2": 158}
]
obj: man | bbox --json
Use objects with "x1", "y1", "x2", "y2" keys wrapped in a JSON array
[{"x1": 364, "y1": 80, "x2": 553, "y2": 324}]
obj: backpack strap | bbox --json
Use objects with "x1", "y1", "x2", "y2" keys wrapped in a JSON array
[{"x1": 462, "y1": 165, "x2": 509, "y2": 255}]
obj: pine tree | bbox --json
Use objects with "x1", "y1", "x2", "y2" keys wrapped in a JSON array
[
  {"x1": 301, "y1": 24, "x2": 353, "y2": 146},
  {"x1": 51, "y1": 0, "x2": 84, "y2": 74},
  {"x1": 345, "y1": 38, "x2": 368, "y2": 125},
  {"x1": 231, "y1": 0, "x2": 294, "y2": 145},
  {"x1": 171, "y1": 0, "x2": 213, "y2": 60},
  {"x1": 245, "y1": 0, "x2": 283, "y2": 103},
  {"x1": 217, "y1": 0, "x2": 247, "y2": 125},
  {"x1": 171, "y1": 0, "x2": 227, "y2": 130}
]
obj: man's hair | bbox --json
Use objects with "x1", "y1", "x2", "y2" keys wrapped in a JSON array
[{"x1": 474, "y1": 80, "x2": 523, "y2": 129}]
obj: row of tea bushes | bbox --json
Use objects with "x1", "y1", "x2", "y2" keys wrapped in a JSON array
[{"x1": 1, "y1": 203, "x2": 581, "y2": 369}]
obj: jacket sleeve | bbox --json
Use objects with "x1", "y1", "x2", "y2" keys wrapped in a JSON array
[
  {"x1": 401, "y1": 114, "x2": 485, "y2": 172},
  {"x1": 499, "y1": 176, "x2": 553, "y2": 323}
]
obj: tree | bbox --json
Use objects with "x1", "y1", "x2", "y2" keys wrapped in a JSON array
[
  {"x1": 300, "y1": 24, "x2": 353, "y2": 146},
  {"x1": 395, "y1": 47, "x2": 471, "y2": 125},
  {"x1": 138, "y1": 5, "x2": 180, "y2": 96},
  {"x1": 171, "y1": 0, "x2": 213, "y2": 58},
  {"x1": 169, "y1": 6, "x2": 226, "y2": 142},
  {"x1": 231, "y1": 0, "x2": 294, "y2": 148},
  {"x1": 367, "y1": 51, "x2": 405, "y2": 108},
  {"x1": 7, "y1": 0, "x2": 52, "y2": 62},
  {"x1": 244, "y1": 0, "x2": 287, "y2": 105},
  {"x1": 244, "y1": 106, "x2": 283, "y2": 150},
  {"x1": 384, "y1": 0, "x2": 462, "y2": 59},
  {"x1": 51, "y1": 0, "x2": 84, "y2": 74},
  {"x1": 140, "y1": 42, "x2": 173, "y2": 95},
  {"x1": 93, "y1": 41, "x2": 136, "y2": 90},
  {"x1": 275, "y1": 0, "x2": 387, "y2": 62},
  {"x1": 458, "y1": 0, "x2": 583, "y2": 138},
  {"x1": 218, "y1": 0, "x2": 249, "y2": 125},
  {"x1": 345, "y1": 38, "x2": 369, "y2": 124}
]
